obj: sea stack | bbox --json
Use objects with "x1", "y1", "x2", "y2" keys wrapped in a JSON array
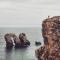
[
  {"x1": 19, "y1": 33, "x2": 30, "y2": 47},
  {"x1": 4, "y1": 33, "x2": 30, "y2": 48},
  {"x1": 36, "y1": 16, "x2": 60, "y2": 60},
  {"x1": 4, "y1": 33, "x2": 16, "y2": 48}
]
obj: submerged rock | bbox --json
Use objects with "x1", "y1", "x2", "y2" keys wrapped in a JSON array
[
  {"x1": 36, "y1": 16, "x2": 60, "y2": 60},
  {"x1": 35, "y1": 41, "x2": 41, "y2": 46}
]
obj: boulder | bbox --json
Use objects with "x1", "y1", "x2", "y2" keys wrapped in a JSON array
[
  {"x1": 36, "y1": 16, "x2": 60, "y2": 60},
  {"x1": 35, "y1": 41, "x2": 41, "y2": 46}
]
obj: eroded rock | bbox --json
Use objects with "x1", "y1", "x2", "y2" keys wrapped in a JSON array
[
  {"x1": 36, "y1": 16, "x2": 60, "y2": 60},
  {"x1": 19, "y1": 33, "x2": 30, "y2": 47},
  {"x1": 4, "y1": 33, "x2": 30, "y2": 48}
]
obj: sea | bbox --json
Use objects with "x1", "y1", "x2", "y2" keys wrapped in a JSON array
[{"x1": 0, "y1": 27, "x2": 44, "y2": 60}]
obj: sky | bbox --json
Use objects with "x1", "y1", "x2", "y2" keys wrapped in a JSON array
[{"x1": 0, "y1": 0, "x2": 60, "y2": 27}]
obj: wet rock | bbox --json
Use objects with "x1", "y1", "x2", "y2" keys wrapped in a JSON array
[
  {"x1": 35, "y1": 41, "x2": 41, "y2": 46},
  {"x1": 4, "y1": 33, "x2": 16, "y2": 48},
  {"x1": 4, "y1": 33, "x2": 30, "y2": 48},
  {"x1": 13, "y1": 34, "x2": 21, "y2": 48},
  {"x1": 19, "y1": 33, "x2": 30, "y2": 47},
  {"x1": 36, "y1": 16, "x2": 60, "y2": 60}
]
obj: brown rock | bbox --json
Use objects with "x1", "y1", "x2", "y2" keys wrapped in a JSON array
[
  {"x1": 13, "y1": 34, "x2": 21, "y2": 48},
  {"x1": 4, "y1": 33, "x2": 30, "y2": 48},
  {"x1": 19, "y1": 33, "x2": 30, "y2": 47},
  {"x1": 4, "y1": 33, "x2": 17, "y2": 48},
  {"x1": 36, "y1": 16, "x2": 60, "y2": 60}
]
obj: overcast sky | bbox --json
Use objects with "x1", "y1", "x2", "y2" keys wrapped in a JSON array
[{"x1": 0, "y1": 0, "x2": 60, "y2": 27}]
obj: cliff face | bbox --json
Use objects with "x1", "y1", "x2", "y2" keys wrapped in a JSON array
[{"x1": 36, "y1": 16, "x2": 60, "y2": 60}]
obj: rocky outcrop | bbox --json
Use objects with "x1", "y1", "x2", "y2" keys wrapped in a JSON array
[
  {"x1": 36, "y1": 16, "x2": 60, "y2": 60},
  {"x1": 4, "y1": 33, "x2": 16, "y2": 48},
  {"x1": 4, "y1": 33, "x2": 30, "y2": 48},
  {"x1": 19, "y1": 33, "x2": 30, "y2": 47},
  {"x1": 13, "y1": 34, "x2": 21, "y2": 48}
]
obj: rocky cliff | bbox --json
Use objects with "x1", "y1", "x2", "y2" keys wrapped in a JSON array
[{"x1": 36, "y1": 16, "x2": 60, "y2": 60}]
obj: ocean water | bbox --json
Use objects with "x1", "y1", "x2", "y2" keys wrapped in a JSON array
[{"x1": 0, "y1": 27, "x2": 43, "y2": 60}]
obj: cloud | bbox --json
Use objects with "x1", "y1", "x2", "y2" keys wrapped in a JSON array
[{"x1": 0, "y1": 0, "x2": 60, "y2": 27}]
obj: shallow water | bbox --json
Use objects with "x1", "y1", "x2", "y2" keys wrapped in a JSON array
[{"x1": 0, "y1": 28, "x2": 43, "y2": 60}]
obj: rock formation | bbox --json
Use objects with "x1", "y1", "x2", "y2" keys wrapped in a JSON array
[
  {"x1": 4, "y1": 33, "x2": 30, "y2": 48},
  {"x1": 19, "y1": 33, "x2": 30, "y2": 47},
  {"x1": 13, "y1": 34, "x2": 21, "y2": 48},
  {"x1": 35, "y1": 16, "x2": 60, "y2": 60},
  {"x1": 4, "y1": 33, "x2": 16, "y2": 48}
]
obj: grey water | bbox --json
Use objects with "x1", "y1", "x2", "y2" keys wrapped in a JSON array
[{"x1": 0, "y1": 27, "x2": 43, "y2": 60}]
